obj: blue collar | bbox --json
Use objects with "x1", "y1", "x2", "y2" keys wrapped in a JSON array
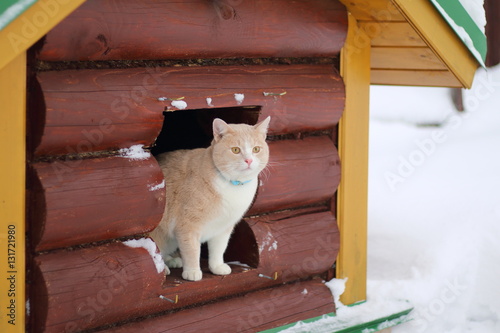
[{"x1": 230, "y1": 179, "x2": 252, "y2": 186}]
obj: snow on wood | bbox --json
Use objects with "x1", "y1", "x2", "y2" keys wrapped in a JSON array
[{"x1": 123, "y1": 238, "x2": 165, "y2": 274}]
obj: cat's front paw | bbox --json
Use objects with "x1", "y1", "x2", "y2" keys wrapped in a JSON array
[
  {"x1": 182, "y1": 268, "x2": 203, "y2": 281},
  {"x1": 210, "y1": 263, "x2": 232, "y2": 276}
]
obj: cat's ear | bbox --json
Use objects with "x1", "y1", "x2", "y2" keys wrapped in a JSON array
[
  {"x1": 213, "y1": 118, "x2": 232, "y2": 142},
  {"x1": 254, "y1": 116, "x2": 271, "y2": 138}
]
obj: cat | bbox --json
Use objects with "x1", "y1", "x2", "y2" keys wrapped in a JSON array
[{"x1": 150, "y1": 116, "x2": 271, "y2": 281}]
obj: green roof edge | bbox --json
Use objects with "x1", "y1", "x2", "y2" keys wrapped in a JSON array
[
  {"x1": 430, "y1": 0, "x2": 487, "y2": 65},
  {"x1": 0, "y1": 0, "x2": 37, "y2": 31}
]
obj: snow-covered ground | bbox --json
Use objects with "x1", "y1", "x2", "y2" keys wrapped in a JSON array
[
  {"x1": 283, "y1": 65, "x2": 500, "y2": 332},
  {"x1": 368, "y1": 65, "x2": 500, "y2": 333}
]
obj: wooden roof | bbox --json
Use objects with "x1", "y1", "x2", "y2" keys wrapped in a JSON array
[{"x1": 339, "y1": 0, "x2": 483, "y2": 88}]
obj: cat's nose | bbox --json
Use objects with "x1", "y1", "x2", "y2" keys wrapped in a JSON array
[{"x1": 244, "y1": 158, "x2": 253, "y2": 166}]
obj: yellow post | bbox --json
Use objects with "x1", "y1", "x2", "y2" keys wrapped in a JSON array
[
  {"x1": 337, "y1": 13, "x2": 370, "y2": 305},
  {"x1": 0, "y1": 52, "x2": 26, "y2": 332}
]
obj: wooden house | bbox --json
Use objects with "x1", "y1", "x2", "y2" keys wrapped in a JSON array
[{"x1": 0, "y1": 0, "x2": 484, "y2": 332}]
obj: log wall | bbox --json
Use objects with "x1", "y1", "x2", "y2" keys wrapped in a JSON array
[
  {"x1": 32, "y1": 65, "x2": 344, "y2": 156},
  {"x1": 28, "y1": 0, "x2": 347, "y2": 331},
  {"x1": 32, "y1": 210, "x2": 339, "y2": 332},
  {"x1": 29, "y1": 155, "x2": 165, "y2": 252},
  {"x1": 108, "y1": 279, "x2": 334, "y2": 333},
  {"x1": 38, "y1": 0, "x2": 347, "y2": 61}
]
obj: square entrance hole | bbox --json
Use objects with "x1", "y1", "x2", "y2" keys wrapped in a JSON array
[
  {"x1": 151, "y1": 106, "x2": 262, "y2": 155},
  {"x1": 152, "y1": 106, "x2": 262, "y2": 271}
]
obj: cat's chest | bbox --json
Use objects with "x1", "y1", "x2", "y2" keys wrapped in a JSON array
[
  {"x1": 200, "y1": 179, "x2": 257, "y2": 241},
  {"x1": 218, "y1": 180, "x2": 258, "y2": 215}
]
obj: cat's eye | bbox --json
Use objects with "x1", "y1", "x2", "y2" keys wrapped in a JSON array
[
  {"x1": 253, "y1": 146, "x2": 261, "y2": 153},
  {"x1": 231, "y1": 147, "x2": 241, "y2": 154}
]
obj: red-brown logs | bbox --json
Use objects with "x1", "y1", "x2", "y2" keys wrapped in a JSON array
[
  {"x1": 108, "y1": 279, "x2": 335, "y2": 333},
  {"x1": 32, "y1": 210, "x2": 339, "y2": 332},
  {"x1": 38, "y1": 0, "x2": 347, "y2": 61},
  {"x1": 246, "y1": 210, "x2": 339, "y2": 279},
  {"x1": 30, "y1": 155, "x2": 165, "y2": 251},
  {"x1": 251, "y1": 136, "x2": 341, "y2": 214},
  {"x1": 33, "y1": 65, "x2": 344, "y2": 156}
]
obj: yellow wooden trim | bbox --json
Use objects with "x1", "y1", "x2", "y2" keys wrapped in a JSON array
[
  {"x1": 360, "y1": 21, "x2": 426, "y2": 47},
  {"x1": 339, "y1": 0, "x2": 405, "y2": 21},
  {"x1": 371, "y1": 47, "x2": 447, "y2": 70},
  {"x1": 337, "y1": 13, "x2": 369, "y2": 305},
  {"x1": 0, "y1": 0, "x2": 87, "y2": 71},
  {"x1": 391, "y1": 0, "x2": 479, "y2": 88},
  {"x1": 371, "y1": 69, "x2": 462, "y2": 87},
  {"x1": 0, "y1": 52, "x2": 26, "y2": 333}
]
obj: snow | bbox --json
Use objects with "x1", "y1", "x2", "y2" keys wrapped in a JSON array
[
  {"x1": 171, "y1": 100, "x2": 187, "y2": 110},
  {"x1": 148, "y1": 180, "x2": 165, "y2": 192},
  {"x1": 281, "y1": 65, "x2": 500, "y2": 332},
  {"x1": 123, "y1": 238, "x2": 165, "y2": 274},
  {"x1": 206, "y1": 97, "x2": 214, "y2": 107},
  {"x1": 368, "y1": 66, "x2": 500, "y2": 333},
  {"x1": 234, "y1": 93, "x2": 245, "y2": 105},
  {"x1": 430, "y1": 0, "x2": 486, "y2": 67},
  {"x1": 119, "y1": 144, "x2": 151, "y2": 160},
  {"x1": 458, "y1": 0, "x2": 486, "y2": 33},
  {"x1": 259, "y1": 232, "x2": 277, "y2": 253},
  {"x1": 226, "y1": 261, "x2": 252, "y2": 269}
]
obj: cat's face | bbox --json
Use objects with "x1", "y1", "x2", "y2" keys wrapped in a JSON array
[{"x1": 211, "y1": 117, "x2": 270, "y2": 182}]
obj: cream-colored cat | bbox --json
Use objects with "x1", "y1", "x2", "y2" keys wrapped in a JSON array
[{"x1": 151, "y1": 116, "x2": 271, "y2": 281}]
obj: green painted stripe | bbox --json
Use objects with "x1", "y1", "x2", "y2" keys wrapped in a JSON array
[
  {"x1": 0, "y1": 0, "x2": 37, "y2": 30},
  {"x1": 260, "y1": 313, "x2": 336, "y2": 333},
  {"x1": 260, "y1": 307, "x2": 413, "y2": 333},
  {"x1": 333, "y1": 308, "x2": 413, "y2": 333},
  {"x1": 430, "y1": 0, "x2": 487, "y2": 64}
]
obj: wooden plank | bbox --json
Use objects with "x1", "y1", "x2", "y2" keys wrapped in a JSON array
[
  {"x1": 32, "y1": 210, "x2": 339, "y2": 331},
  {"x1": 0, "y1": 0, "x2": 86, "y2": 70},
  {"x1": 371, "y1": 69, "x2": 462, "y2": 87},
  {"x1": 33, "y1": 65, "x2": 345, "y2": 156},
  {"x1": 250, "y1": 136, "x2": 341, "y2": 215},
  {"x1": 0, "y1": 52, "x2": 26, "y2": 333},
  {"x1": 359, "y1": 21, "x2": 426, "y2": 47},
  {"x1": 337, "y1": 14, "x2": 369, "y2": 305},
  {"x1": 108, "y1": 279, "x2": 334, "y2": 332},
  {"x1": 338, "y1": 0, "x2": 404, "y2": 21},
  {"x1": 32, "y1": 242, "x2": 168, "y2": 332},
  {"x1": 30, "y1": 155, "x2": 165, "y2": 252},
  {"x1": 38, "y1": 0, "x2": 347, "y2": 61},
  {"x1": 246, "y1": 211, "x2": 339, "y2": 280},
  {"x1": 371, "y1": 47, "x2": 448, "y2": 70},
  {"x1": 392, "y1": 0, "x2": 479, "y2": 88}
]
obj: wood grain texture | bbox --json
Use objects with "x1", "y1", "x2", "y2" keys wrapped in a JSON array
[
  {"x1": 0, "y1": 52, "x2": 27, "y2": 333},
  {"x1": 371, "y1": 69, "x2": 462, "y2": 87},
  {"x1": 337, "y1": 15, "x2": 369, "y2": 305},
  {"x1": 107, "y1": 279, "x2": 334, "y2": 333},
  {"x1": 29, "y1": 155, "x2": 165, "y2": 252},
  {"x1": 246, "y1": 210, "x2": 339, "y2": 280},
  {"x1": 371, "y1": 47, "x2": 447, "y2": 70},
  {"x1": 360, "y1": 21, "x2": 426, "y2": 47},
  {"x1": 32, "y1": 210, "x2": 339, "y2": 332},
  {"x1": 38, "y1": 0, "x2": 347, "y2": 61},
  {"x1": 339, "y1": 0, "x2": 404, "y2": 21},
  {"x1": 250, "y1": 136, "x2": 341, "y2": 214},
  {"x1": 33, "y1": 65, "x2": 345, "y2": 156}
]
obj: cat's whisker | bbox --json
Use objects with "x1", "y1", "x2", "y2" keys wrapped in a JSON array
[{"x1": 259, "y1": 165, "x2": 272, "y2": 183}]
